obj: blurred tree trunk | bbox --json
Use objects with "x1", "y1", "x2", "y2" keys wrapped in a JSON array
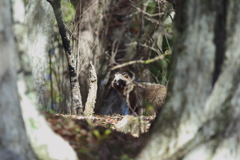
[
  {"x1": 137, "y1": 0, "x2": 240, "y2": 159},
  {"x1": 25, "y1": 0, "x2": 54, "y2": 107},
  {"x1": 71, "y1": 0, "x2": 99, "y2": 112},
  {"x1": 0, "y1": 0, "x2": 78, "y2": 159},
  {"x1": 0, "y1": 1, "x2": 37, "y2": 159}
]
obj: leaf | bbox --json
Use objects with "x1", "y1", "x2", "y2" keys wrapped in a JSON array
[
  {"x1": 92, "y1": 129, "x2": 101, "y2": 139},
  {"x1": 104, "y1": 129, "x2": 112, "y2": 137}
]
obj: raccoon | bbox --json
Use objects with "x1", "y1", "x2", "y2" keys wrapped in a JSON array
[{"x1": 112, "y1": 72, "x2": 167, "y2": 115}]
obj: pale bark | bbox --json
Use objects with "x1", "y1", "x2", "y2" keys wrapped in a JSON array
[
  {"x1": 0, "y1": 1, "x2": 37, "y2": 159},
  {"x1": 18, "y1": 78, "x2": 78, "y2": 160},
  {"x1": 2, "y1": 0, "x2": 79, "y2": 160},
  {"x1": 84, "y1": 62, "x2": 97, "y2": 115},
  {"x1": 137, "y1": 0, "x2": 240, "y2": 160},
  {"x1": 25, "y1": 0, "x2": 54, "y2": 106}
]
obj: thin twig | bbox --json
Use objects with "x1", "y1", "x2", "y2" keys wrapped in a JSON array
[{"x1": 110, "y1": 51, "x2": 171, "y2": 71}]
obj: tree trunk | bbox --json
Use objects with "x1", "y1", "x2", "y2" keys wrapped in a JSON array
[
  {"x1": 0, "y1": 1, "x2": 37, "y2": 159},
  {"x1": 24, "y1": 0, "x2": 54, "y2": 107},
  {"x1": 0, "y1": 0, "x2": 79, "y2": 160},
  {"x1": 47, "y1": 0, "x2": 83, "y2": 115},
  {"x1": 71, "y1": 0, "x2": 98, "y2": 109},
  {"x1": 84, "y1": 62, "x2": 97, "y2": 115},
  {"x1": 137, "y1": 0, "x2": 240, "y2": 159}
]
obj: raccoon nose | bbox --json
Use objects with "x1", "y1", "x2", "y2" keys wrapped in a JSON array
[{"x1": 115, "y1": 81, "x2": 119, "y2": 86}]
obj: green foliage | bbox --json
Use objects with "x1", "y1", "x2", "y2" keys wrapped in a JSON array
[
  {"x1": 104, "y1": 128, "x2": 112, "y2": 136},
  {"x1": 145, "y1": 0, "x2": 156, "y2": 14},
  {"x1": 144, "y1": 101, "x2": 155, "y2": 115},
  {"x1": 47, "y1": 109, "x2": 56, "y2": 114},
  {"x1": 120, "y1": 154, "x2": 134, "y2": 160},
  {"x1": 62, "y1": 0, "x2": 75, "y2": 23},
  {"x1": 92, "y1": 128, "x2": 112, "y2": 140},
  {"x1": 162, "y1": 37, "x2": 173, "y2": 53},
  {"x1": 92, "y1": 129, "x2": 101, "y2": 139},
  {"x1": 78, "y1": 148, "x2": 89, "y2": 154},
  {"x1": 29, "y1": 118, "x2": 39, "y2": 130},
  {"x1": 149, "y1": 53, "x2": 171, "y2": 85}
]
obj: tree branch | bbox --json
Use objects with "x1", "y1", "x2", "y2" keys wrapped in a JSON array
[{"x1": 110, "y1": 51, "x2": 171, "y2": 71}]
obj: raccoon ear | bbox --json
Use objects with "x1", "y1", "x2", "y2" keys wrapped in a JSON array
[{"x1": 122, "y1": 72, "x2": 129, "y2": 78}]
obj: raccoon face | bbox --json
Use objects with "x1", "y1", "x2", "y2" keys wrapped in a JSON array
[
  {"x1": 113, "y1": 79, "x2": 126, "y2": 89},
  {"x1": 112, "y1": 72, "x2": 130, "y2": 90}
]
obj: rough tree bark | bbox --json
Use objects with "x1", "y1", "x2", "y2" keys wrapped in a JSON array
[
  {"x1": 47, "y1": 0, "x2": 83, "y2": 115},
  {"x1": 137, "y1": 0, "x2": 240, "y2": 159},
  {"x1": 84, "y1": 62, "x2": 98, "y2": 116},
  {"x1": 24, "y1": 0, "x2": 54, "y2": 107}
]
